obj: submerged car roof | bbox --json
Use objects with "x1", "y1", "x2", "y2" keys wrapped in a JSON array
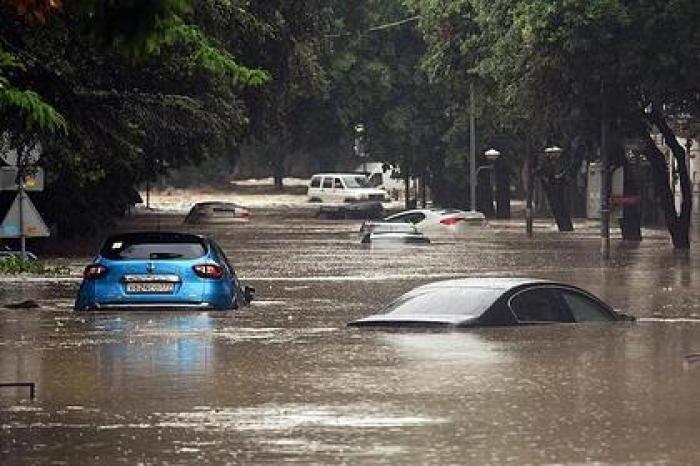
[
  {"x1": 190, "y1": 202, "x2": 245, "y2": 208},
  {"x1": 413, "y1": 277, "x2": 553, "y2": 291},
  {"x1": 103, "y1": 231, "x2": 205, "y2": 244},
  {"x1": 311, "y1": 173, "x2": 366, "y2": 177}
]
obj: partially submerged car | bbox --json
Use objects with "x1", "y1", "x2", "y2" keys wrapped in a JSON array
[
  {"x1": 74, "y1": 232, "x2": 254, "y2": 311},
  {"x1": 348, "y1": 278, "x2": 634, "y2": 328},
  {"x1": 184, "y1": 202, "x2": 250, "y2": 225},
  {"x1": 359, "y1": 221, "x2": 430, "y2": 244},
  {"x1": 361, "y1": 208, "x2": 486, "y2": 238}
]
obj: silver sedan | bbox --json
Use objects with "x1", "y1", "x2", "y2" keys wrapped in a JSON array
[{"x1": 362, "y1": 208, "x2": 486, "y2": 238}]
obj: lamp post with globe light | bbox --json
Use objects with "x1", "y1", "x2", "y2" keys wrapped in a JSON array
[
  {"x1": 544, "y1": 145, "x2": 563, "y2": 161},
  {"x1": 477, "y1": 148, "x2": 500, "y2": 215},
  {"x1": 354, "y1": 123, "x2": 367, "y2": 174}
]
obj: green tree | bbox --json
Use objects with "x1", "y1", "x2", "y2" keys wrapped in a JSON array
[
  {"x1": 409, "y1": 0, "x2": 700, "y2": 247},
  {"x1": 2, "y1": 1, "x2": 312, "y2": 235}
]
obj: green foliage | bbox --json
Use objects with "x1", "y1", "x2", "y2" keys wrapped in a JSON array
[
  {"x1": 168, "y1": 24, "x2": 269, "y2": 85},
  {"x1": 0, "y1": 87, "x2": 67, "y2": 133},
  {"x1": 0, "y1": 256, "x2": 69, "y2": 276},
  {"x1": 7, "y1": 0, "x2": 696, "y2": 240},
  {"x1": 1, "y1": 0, "x2": 335, "y2": 236},
  {"x1": 71, "y1": 0, "x2": 193, "y2": 57},
  {"x1": 410, "y1": 0, "x2": 700, "y2": 153},
  {"x1": 1, "y1": 48, "x2": 67, "y2": 134}
]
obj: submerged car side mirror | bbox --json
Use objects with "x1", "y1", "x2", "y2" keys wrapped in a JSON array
[
  {"x1": 614, "y1": 309, "x2": 636, "y2": 321},
  {"x1": 243, "y1": 285, "x2": 255, "y2": 304}
]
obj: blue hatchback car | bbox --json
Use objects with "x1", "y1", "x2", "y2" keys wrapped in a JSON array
[{"x1": 74, "y1": 231, "x2": 254, "y2": 311}]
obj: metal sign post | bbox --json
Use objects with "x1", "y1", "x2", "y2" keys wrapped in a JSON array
[{"x1": 18, "y1": 181, "x2": 25, "y2": 259}]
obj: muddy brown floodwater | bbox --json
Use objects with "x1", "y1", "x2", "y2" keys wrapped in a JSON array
[{"x1": 2, "y1": 209, "x2": 700, "y2": 464}]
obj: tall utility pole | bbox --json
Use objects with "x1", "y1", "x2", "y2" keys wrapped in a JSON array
[
  {"x1": 469, "y1": 82, "x2": 477, "y2": 212},
  {"x1": 600, "y1": 82, "x2": 610, "y2": 258}
]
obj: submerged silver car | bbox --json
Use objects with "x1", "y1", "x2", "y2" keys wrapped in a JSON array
[
  {"x1": 349, "y1": 278, "x2": 634, "y2": 328},
  {"x1": 361, "y1": 208, "x2": 486, "y2": 239},
  {"x1": 184, "y1": 202, "x2": 250, "y2": 225},
  {"x1": 359, "y1": 222, "x2": 430, "y2": 244}
]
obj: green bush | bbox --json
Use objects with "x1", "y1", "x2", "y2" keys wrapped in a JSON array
[{"x1": 0, "y1": 256, "x2": 69, "y2": 276}]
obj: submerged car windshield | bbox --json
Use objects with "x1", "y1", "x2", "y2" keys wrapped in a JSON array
[
  {"x1": 381, "y1": 287, "x2": 503, "y2": 317},
  {"x1": 342, "y1": 176, "x2": 370, "y2": 188},
  {"x1": 101, "y1": 240, "x2": 206, "y2": 260}
]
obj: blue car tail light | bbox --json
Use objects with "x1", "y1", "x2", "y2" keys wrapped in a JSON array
[
  {"x1": 83, "y1": 264, "x2": 108, "y2": 280},
  {"x1": 192, "y1": 264, "x2": 224, "y2": 279}
]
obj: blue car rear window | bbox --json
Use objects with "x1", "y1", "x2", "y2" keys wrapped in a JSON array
[{"x1": 101, "y1": 241, "x2": 206, "y2": 260}]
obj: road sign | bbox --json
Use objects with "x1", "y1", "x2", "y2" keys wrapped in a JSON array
[
  {"x1": 0, "y1": 193, "x2": 50, "y2": 238},
  {"x1": 0, "y1": 135, "x2": 41, "y2": 167},
  {"x1": 0, "y1": 167, "x2": 45, "y2": 191}
]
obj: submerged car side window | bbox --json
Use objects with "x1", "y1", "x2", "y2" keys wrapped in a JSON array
[
  {"x1": 559, "y1": 290, "x2": 615, "y2": 322},
  {"x1": 386, "y1": 212, "x2": 426, "y2": 224},
  {"x1": 322, "y1": 177, "x2": 333, "y2": 189},
  {"x1": 310, "y1": 177, "x2": 321, "y2": 188},
  {"x1": 509, "y1": 288, "x2": 573, "y2": 323},
  {"x1": 383, "y1": 287, "x2": 502, "y2": 317},
  {"x1": 386, "y1": 213, "x2": 409, "y2": 223},
  {"x1": 102, "y1": 241, "x2": 206, "y2": 260},
  {"x1": 406, "y1": 213, "x2": 426, "y2": 224}
]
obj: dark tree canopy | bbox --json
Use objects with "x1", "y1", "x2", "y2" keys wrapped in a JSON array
[{"x1": 2, "y1": 0, "x2": 699, "y2": 247}]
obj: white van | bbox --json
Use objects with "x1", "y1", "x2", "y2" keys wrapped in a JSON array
[{"x1": 307, "y1": 173, "x2": 387, "y2": 203}]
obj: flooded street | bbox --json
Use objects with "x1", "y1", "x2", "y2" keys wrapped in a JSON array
[{"x1": 2, "y1": 209, "x2": 700, "y2": 464}]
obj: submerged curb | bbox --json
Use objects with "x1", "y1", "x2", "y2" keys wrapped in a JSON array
[{"x1": 0, "y1": 276, "x2": 81, "y2": 283}]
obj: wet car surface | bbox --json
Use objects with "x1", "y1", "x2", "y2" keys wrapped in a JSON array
[
  {"x1": 349, "y1": 278, "x2": 631, "y2": 327},
  {"x1": 2, "y1": 210, "x2": 700, "y2": 464}
]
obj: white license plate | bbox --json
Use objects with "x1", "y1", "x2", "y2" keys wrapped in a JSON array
[{"x1": 126, "y1": 282, "x2": 175, "y2": 294}]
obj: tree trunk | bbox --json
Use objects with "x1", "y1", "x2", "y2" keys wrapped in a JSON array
[
  {"x1": 272, "y1": 151, "x2": 284, "y2": 191},
  {"x1": 494, "y1": 157, "x2": 511, "y2": 218},
  {"x1": 404, "y1": 175, "x2": 412, "y2": 209},
  {"x1": 620, "y1": 159, "x2": 642, "y2": 241},
  {"x1": 644, "y1": 108, "x2": 692, "y2": 249},
  {"x1": 477, "y1": 167, "x2": 495, "y2": 217},
  {"x1": 643, "y1": 136, "x2": 690, "y2": 248},
  {"x1": 541, "y1": 177, "x2": 574, "y2": 231}
]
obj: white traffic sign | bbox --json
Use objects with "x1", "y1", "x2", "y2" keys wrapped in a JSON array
[
  {"x1": 0, "y1": 193, "x2": 50, "y2": 238},
  {"x1": 0, "y1": 167, "x2": 45, "y2": 191},
  {"x1": 1, "y1": 133, "x2": 42, "y2": 166}
]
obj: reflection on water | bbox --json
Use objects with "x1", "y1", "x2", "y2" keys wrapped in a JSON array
[{"x1": 3, "y1": 215, "x2": 700, "y2": 463}]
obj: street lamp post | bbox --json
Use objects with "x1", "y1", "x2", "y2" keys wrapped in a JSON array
[
  {"x1": 354, "y1": 122, "x2": 367, "y2": 174},
  {"x1": 544, "y1": 145, "x2": 563, "y2": 161},
  {"x1": 479, "y1": 149, "x2": 500, "y2": 215},
  {"x1": 469, "y1": 83, "x2": 477, "y2": 212},
  {"x1": 601, "y1": 93, "x2": 610, "y2": 259}
]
